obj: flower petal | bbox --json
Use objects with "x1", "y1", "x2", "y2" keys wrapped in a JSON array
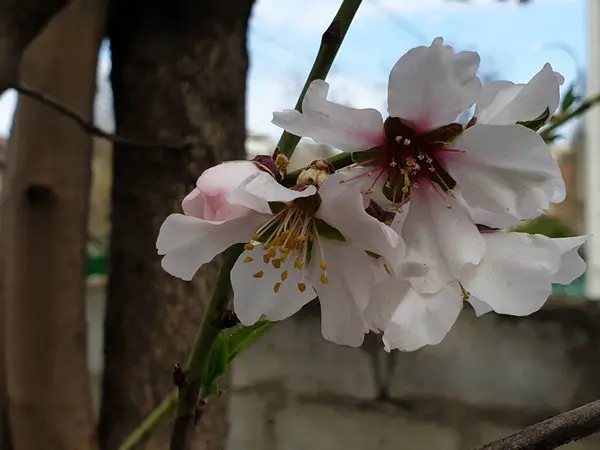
[
  {"x1": 477, "y1": 63, "x2": 564, "y2": 125},
  {"x1": 399, "y1": 185, "x2": 485, "y2": 293},
  {"x1": 447, "y1": 123, "x2": 565, "y2": 219},
  {"x1": 228, "y1": 172, "x2": 317, "y2": 214},
  {"x1": 231, "y1": 246, "x2": 316, "y2": 325},
  {"x1": 462, "y1": 232, "x2": 561, "y2": 316},
  {"x1": 156, "y1": 212, "x2": 267, "y2": 281},
  {"x1": 370, "y1": 279, "x2": 463, "y2": 352},
  {"x1": 549, "y1": 236, "x2": 587, "y2": 285},
  {"x1": 272, "y1": 80, "x2": 384, "y2": 152},
  {"x1": 388, "y1": 37, "x2": 481, "y2": 129},
  {"x1": 467, "y1": 297, "x2": 493, "y2": 317},
  {"x1": 310, "y1": 240, "x2": 373, "y2": 347},
  {"x1": 182, "y1": 161, "x2": 261, "y2": 220},
  {"x1": 317, "y1": 171, "x2": 402, "y2": 264}
]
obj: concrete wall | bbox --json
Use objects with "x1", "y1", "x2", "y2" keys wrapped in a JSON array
[{"x1": 228, "y1": 298, "x2": 600, "y2": 450}]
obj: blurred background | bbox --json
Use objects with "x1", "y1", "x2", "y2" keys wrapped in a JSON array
[{"x1": 0, "y1": 0, "x2": 599, "y2": 449}]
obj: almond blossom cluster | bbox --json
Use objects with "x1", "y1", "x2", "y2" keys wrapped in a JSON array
[{"x1": 156, "y1": 38, "x2": 586, "y2": 351}]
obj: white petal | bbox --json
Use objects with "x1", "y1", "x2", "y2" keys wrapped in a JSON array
[
  {"x1": 550, "y1": 236, "x2": 587, "y2": 285},
  {"x1": 156, "y1": 212, "x2": 267, "y2": 281},
  {"x1": 182, "y1": 161, "x2": 261, "y2": 220},
  {"x1": 228, "y1": 172, "x2": 317, "y2": 214},
  {"x1": 463, "y1": 232, "x2": 561, "y2": 316},
  {"x1": 467, "y1": 297, "x2": 493, "y2": 317},
  {"x1": 310, "y1": 240, "x2": 373, "y2": 347},
  {"x1": 477, "y1": 63, "x2": 564, "y2": 125},
  {"x1": 399, "y1": 185, "x2": 485, "y2": 293},
  {"x1": 317, "y1": 171, "x2": 402, "y2": 264},
  {"x1": 448, "y1": 123, "x2": 565, "y2": 220},
  {"x1": 272, "y1": 80, "x2": 385, "y2": 152},
  {"x1": 388, "y1": 37, "x2": 481, "y2": 129},
  {"x1": 375, "y1": 280, "x2": 464, "y2": 352},
  {"x1": 196, "y1": 161, "x2": 261, "y2": 194},
  {"x1": 231, "y1": 246, "x2": 316, "y2": 325}
]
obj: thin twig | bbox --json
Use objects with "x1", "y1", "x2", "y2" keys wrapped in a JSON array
[
  {"x1": 118, "y1": 391, "x2": 177, "y2": 450},
  {"x1": 473, "y1": 399, "x2": 600, "y2": 450},
  {"x1": 276, "y1": 0, "x2": 363, "y2": 157},
  {"x1": 13, "y1": 83, "x2": 192, "y2": 150}
]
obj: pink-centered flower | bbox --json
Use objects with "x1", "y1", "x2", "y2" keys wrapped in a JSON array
[
  {"x1": 272, "y1": 37, "x2": 565, "y2": 291},
  {"x1": 157, "y1": 165, "x2": 400, "y2": 347},
  {"x1": 365, "y1": 232, "x2": 586, "y2": 352}
]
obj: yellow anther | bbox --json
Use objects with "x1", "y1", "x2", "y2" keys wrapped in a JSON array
[
  {"x1": 281, "y1": 270, "x2": 288, "y2": 281},
  {"x1": 459, "y1": 283, "x2": 470, "y2": 301},
  {"x1": 272, "y1": 258, "x2": 282, "y2": 269},
  {"x1": 297, "y1": 235, "x2": 307, "y2": 242},
  {"x1": 447, "y1": 205, "x2": 453, "y2": 210},
  {"x1": 263, "y1": 254, "x2": 271, "y2": 264},
  {"x1": 274, "y1": 282, "x2": 282, "y2": 293},
  {"x1": 252, "y1": 233, "x2": 260, "y2": 240},
  {"x1": 320, "y1": 274, "x2": 329, "y2": 284},
  {"x1": 280, "y1": 247, "x2": 290, "y2": 254},
  {"x1": 244, "y1": 243, "x2": 255, "y2": 251},
  {"x1": 319, "y1": 260, "x2": 327, "y2": 270},
  {"x1": 253, "y1": 270, "x2": 264, "y2": 279},
  {"x1": 297, "y1": 282, "x2": 307, "y2": 292},
  {"x1": 294, "y1": 258, "x2": 303, "y2": 270},
  {"x1": 243, "y1": 256, "x2": 254, "y2": 263},
  {"x1": 267, "y1": 248, "x2": 277, "y2": 258}
]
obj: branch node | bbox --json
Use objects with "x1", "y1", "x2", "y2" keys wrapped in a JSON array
[
  {"x1": 172, "y1": 364, "x2": 186, "y2": 388},
  {"x1": 218, "y1": 310, "x2": 239, "y2": 329}
]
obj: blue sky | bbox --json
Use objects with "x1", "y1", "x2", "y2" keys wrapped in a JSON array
[{"x1": 0, "y1": 0, "x2": 586, "y2": 139}]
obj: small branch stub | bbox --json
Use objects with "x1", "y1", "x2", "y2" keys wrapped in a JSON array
[
  {"x1": 218, "y1": 310, "x2": 240, "y2": 329},
  {"x1": 172, "y1": 364, "x2": 186, "y2": 388}
]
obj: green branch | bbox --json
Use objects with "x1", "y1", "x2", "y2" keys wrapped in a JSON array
[
  {"x1": 169, "y1": 244, "x2": 243, "y2": 450},
  {"x1": 277, "y1": 0, "x2": 363, "y2": 158},
  {"x1": 541, "y1": 92, "x2": 600, "y2": 141},
  {"x1": 119, "y1": 2, "x2": 365, "y2": 450},
  {"x1": 119, "y1": 391, "x2": 177, "y2": 450}
]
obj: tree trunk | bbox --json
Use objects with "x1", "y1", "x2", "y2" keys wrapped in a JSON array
[
  {"x1": 99, "y1": 1, "x2": 255, "y2": 449},
  {"x1": 1, "y1": 0, "x2": 106, "y2": 449},
  {"x1": 0, "y1": 0, "x2": 72, "y2": 93}
]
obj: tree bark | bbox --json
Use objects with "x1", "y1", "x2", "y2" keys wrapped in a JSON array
[
  {"x1": 1, "y1": 0, "x2": 106, "y2": 449},
  {"x1": 99, "y1": 1, "x2": 255, "y2": 449},
  {"x1": 0, "y1": 0, "x2": 72, "y2": 93}
]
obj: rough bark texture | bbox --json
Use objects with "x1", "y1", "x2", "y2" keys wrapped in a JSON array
[
  {"x1": 0, "y1": 0, "x2": 71, "y2": 93},
  {"x1": 99, "y1": 1, "x2": 255, "y2": 449},
  {"x1": 1, "y1": 0, "x2": 105, "y2": 449}
]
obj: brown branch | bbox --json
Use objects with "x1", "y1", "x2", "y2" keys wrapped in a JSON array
[
  {"x1": 14, "y1": 83, "x2": 192, "y2": 150},
  {"x1": 473, "y1": 399, "x2": 600, "y2": 450}
]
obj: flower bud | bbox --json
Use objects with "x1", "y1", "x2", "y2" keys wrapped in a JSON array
[{"x1": 296, "y1": 159, "x2": 335, "y2": 187}]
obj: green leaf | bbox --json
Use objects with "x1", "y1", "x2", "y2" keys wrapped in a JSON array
[
  {"x1": 351, "y1": 147, "x2": 379, "y2": 165},
  {"x1": 314, "y1": 218, "x2": 346, "y2": 242},
  {"x1": 201, "y1": 320, "x2": 273, "y2": 399},
  {"x1": 516, "y1": 107, "x2": 550, "y2": 132},
  {"x1": 561, "y1": 84, "x2": 578, "y2": 113}
]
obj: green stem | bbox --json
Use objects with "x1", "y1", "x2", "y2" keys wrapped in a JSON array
[
  {"x1": 120, "y1": 2, "x2": 364, "y2": 449},
  {"x1": 119, "y1": 391, "x2": 177, "y2": 450},
  {"x1": 169, "y1": 244, "x2": 243, "y2": 450},
  {"x1": 541, "y1": 92, "x2": 600, "y2": 141},
  {"x1": 277, "y1": 0, "x2": 363, "y2": 158},
  {"x1": 282, "y1": 151, "x2": 353, "y2": 186}
]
